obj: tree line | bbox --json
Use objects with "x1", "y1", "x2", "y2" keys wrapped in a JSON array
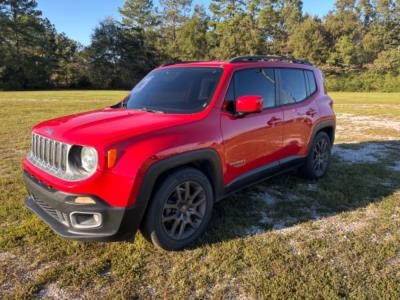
[{"x1": 0, "y1": 0, "x2": 399, "y2": 91}]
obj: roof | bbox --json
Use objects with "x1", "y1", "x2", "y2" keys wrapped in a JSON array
[{"x1": 159, "y1": 56, "x2": 314, "y2": 69}]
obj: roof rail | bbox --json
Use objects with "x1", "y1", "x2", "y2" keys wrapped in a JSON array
[
  {"x1": 228, "y1": 55, "x2": 312, "y2": 66},
  {"x1": 161, "y1": 60, "x2": 204, "y2": 67}
]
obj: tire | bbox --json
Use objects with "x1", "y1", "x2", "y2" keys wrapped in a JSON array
[
  {"x1": 300, "y1": 131, "x2": 332, "y2": 179},
  {"x1": 141, "y1": 168, "x2": 214, "y2": 251}
]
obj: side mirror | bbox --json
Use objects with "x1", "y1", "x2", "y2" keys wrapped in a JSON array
[{"x1": 236, "y1": 95, "x2": 264, "y2": 115}]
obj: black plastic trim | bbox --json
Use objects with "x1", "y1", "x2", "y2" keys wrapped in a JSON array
[
  {"x1": 132, "y1": 149, "x2": 225, "y2": 230},
  {"x1": 223, "y1": 155, "x2": 305, "y2": 196},
  {"x1": 308, "y1": 119, "x2": 336, "y2": 153},
  {"x1": 24, "y1": 170, "x2": 137, "y2": 241}
]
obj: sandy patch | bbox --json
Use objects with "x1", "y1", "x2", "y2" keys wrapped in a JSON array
[
  {"x1": 337, "y1": 113, "x2": 400, "y2": 131},
  {"x1": 243, "y1": 185, "x2": 318, "y2": 236},
  {"x1": 38, "y1": 283, "x2": 73, "y2": 300},
  {"x1": 333, "y1": 143, "x2": 391, "y2": 163},
  {"x1": 276, "y1": 206, "x2": 380, "y2": 240},
  {"x1": 336, "y1": 113, "x2": 400, "y2": 140},
  {"x1": 390, "y1": 161, "x2": 400, "y2": 172}
]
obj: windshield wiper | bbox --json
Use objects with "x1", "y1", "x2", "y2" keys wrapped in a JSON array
[{"x1": 136, "y1": 107, "x2": 164, "y2": 114}]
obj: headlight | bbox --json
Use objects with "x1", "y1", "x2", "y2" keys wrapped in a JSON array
[{"x1": 80, "y1": 146, "x2": 98, "y2": 174}]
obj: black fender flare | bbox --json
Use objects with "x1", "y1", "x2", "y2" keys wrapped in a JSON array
[
  {"x1": 121, "y1": 149, "x2": 224, "y2": 238},
  {"x1": 307, "y1": 119, "x2": 336, "y2": 154}
]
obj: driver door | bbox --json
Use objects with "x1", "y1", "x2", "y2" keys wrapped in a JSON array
[{"x1": 221, "y1": 68, "x2": 284, "y2": 184}]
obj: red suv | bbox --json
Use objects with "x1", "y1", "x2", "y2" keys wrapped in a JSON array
[{"x1": 23, "y1": 56, "x2": 335, "y2": 250}]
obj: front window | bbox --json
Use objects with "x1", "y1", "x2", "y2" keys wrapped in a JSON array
[{"x1": 125, "y1": 67, "x2": 223, "y2": 113}]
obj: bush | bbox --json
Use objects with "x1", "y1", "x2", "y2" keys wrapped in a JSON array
[{"x1": 325, "y1": 71, "x2": 400, "y2": 92}]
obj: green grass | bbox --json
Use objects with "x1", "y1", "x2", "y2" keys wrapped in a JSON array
[
  {"x1": 0, "y1": 91, "x2": 400, "y2": 298},
  {"x1": 330, "y1": 92, "x2": 400, "y2": 119}
]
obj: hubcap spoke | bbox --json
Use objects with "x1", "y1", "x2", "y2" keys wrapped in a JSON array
[
  {"x1": 164, "y1": 203, "x2": 177, "y2": 210},
  {"x1": 176, "y1": 186, "x2": 184, "y2": 203},
  {"x1": 163, "y1": 214, "x2": 178, "y2": 222},
  {"x1": 177, "y1": 221, "x2": 186, "y2": 238},
  {"x1": 184, "y1": 182, "x2": 190, "y2": 201},
  {"x1": 170, "y1": 218, "x2": 181, "y2": 235},
  {"x1": 188, "y1": 186, "x2": 202, "y2": 204},
  {"x1": 192, "y1": 196, "x2": 206, "y2": 207},
  {"x1": 191, "y1": 209, "x2": 203, "y2": 219}
]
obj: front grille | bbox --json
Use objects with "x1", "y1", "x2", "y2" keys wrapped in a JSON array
[
  {"x1": 28, "y1": 133, "x2": 77, "y2": 181},
  {"x1": 31, "y1": 133, "x2": 68, "y2": 171},
  {"x1": 31, "y1": 194, "x2": 69, "y2": 226}
]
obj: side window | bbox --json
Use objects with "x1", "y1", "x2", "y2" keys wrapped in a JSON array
[
  {"x1": 225, "y1": 80, "x2": 235, "y2": 101},
  {"x1": 278, "y1": 69, "x2": 307, "y2": 104},
  {"x1": 306, "y1": 70, "x2": 317, "y2": 95},
  {"x1": 234, "y1": 69, "x2": 276, "y2": 108}
]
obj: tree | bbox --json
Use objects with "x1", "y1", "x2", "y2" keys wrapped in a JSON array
[
  {"x1": 0, "y1": 0, "x2": 47, "y2": 88},
  {"x1": 289, "y1": 16, "x2": 330, "y2": 64},
  {"x1": 208, "y1": 0, "x2": 256, "y2": 59},
  {"x1": 86, "y1": 18, "x2": 157, "y2": 89},
  {"x1": 176, "y1": 5, "x2": 209, "y2": 60},
  {"x1": 119, "y1": 0, "x2": 158, "y2": 29},
  {"x1": 158, "y1": 0, "x2": 192, "y2": 59}
]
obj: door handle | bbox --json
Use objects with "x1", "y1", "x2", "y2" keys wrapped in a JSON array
[
  {"x1": 306, "y1": 108, "x2": 317, "y2": 117},
  {"x1": 267, "y1": 116, "x2": 281, "y2": 126}
]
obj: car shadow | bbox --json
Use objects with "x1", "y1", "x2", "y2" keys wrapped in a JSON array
[{"x1": 195, "y1": 140, "x2": 400, "y2": 248}]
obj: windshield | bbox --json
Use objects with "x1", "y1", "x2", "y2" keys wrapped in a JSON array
[{"x1": 125, "y1": 67, "x2": 223, "y2": 113}]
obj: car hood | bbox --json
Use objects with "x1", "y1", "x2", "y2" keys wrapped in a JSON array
[{"x1": 33, "y1": 108, "x2": 197, "y2": 146}]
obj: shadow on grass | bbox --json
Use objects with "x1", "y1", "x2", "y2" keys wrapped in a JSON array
[{"x1": 196, "y1": 140, "x2": 400, "y2": 247}]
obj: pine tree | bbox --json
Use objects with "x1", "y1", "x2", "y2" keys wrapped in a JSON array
[
  {"x1": 159, "y1": 0, "x2": 192, "y2": 59},
  {"x1": 176, "y1": 5, "x2": 209, "y2": 60}
]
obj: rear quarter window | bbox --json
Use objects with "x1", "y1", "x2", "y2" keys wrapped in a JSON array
[{"x1": 306, "y1": 70, "x2": 317, "y2": 95}]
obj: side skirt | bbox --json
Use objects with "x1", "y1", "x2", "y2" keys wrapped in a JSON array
[{"x1": 220, "y1": 156, "x2": 305, "y2": 199}]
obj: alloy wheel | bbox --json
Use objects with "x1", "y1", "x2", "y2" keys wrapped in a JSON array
[
  {"x1": 312, "y1": 138, "x2": 330, "y2": 177},
  {"x1": 161, "y1": 181, "x2": 207, "y2": 240}
]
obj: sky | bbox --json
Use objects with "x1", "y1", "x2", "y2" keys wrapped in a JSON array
[{"x1": 36, "y1": 0, "x2": 336, "y2": 46}]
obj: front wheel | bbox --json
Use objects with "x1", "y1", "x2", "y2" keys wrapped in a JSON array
[
  {"x1": 301, "y1": 131, "x2": 332, "y2": 179},
  {"x1": 141, "y1": 168, "x2": 214, "y2": 251}
]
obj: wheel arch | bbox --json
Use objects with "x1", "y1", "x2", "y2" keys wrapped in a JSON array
[
  {"x1": 308, "y1": 120, "x2": 336, "y2": 154},
  {"x1": 133, "y1": 149, "x2": 224, "y2": 231}
]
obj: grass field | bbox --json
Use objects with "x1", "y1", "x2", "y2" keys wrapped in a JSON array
[{"x1": 0, "y1": 91, "x2": 400, "y2": 299}]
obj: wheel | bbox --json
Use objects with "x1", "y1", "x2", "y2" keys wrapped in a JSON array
[
  {"x1": 141, "y1": 168, "x2": 214, "y2": 251},
  {"x1": 301, "y1": 131, "x2": 332, "y2": 179}
]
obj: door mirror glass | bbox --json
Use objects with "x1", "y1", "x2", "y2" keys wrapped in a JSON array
[{"x1": 236, "y1": 95, "x2": 264, "y2": 114}]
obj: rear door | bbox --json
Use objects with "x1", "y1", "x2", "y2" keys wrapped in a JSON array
[
  {"x1": 278, "y1": 68, "x2": 319, "y2": 158},
  {"x1": 221, "y1": 68, "x2": 285, "y2": 184}
]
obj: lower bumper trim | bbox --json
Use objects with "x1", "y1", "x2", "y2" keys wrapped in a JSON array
[{"x1": 23, "y1": 170, "x2": 140, "y2": 242}]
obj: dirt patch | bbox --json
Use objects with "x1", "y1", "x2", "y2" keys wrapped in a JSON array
[
  {"x1": 390, "y1": 161, "x2": 400, "y2": 172},
  {"x1": 333, "y1": 143, "x2": 391, "y2": 163},
  {"x1": 276, "y1": 206, "x2": 380, "y2": 239},
  {"x1": 38, "y1": 283, "x2": 73, "y2": 300},
  {"x1": 338, "y1": 113, "x2": 400, "y2": 131},
  {"x1": 336, "y1": 113, "x2": 400, "y2": 140}
]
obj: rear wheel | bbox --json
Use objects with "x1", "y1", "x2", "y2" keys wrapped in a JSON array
[
  {"x1": 301, "y1": 131, "x2": 332, "y2": 179},
  {"x1": 141, "y1": 168, "x2": 213, "y2": 251}
]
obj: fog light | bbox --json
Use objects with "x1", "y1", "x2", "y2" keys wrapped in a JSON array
[
  {"x1": 74, "y1": 196, "x2": 96, "y2": 204},
  {"x1": 70, "y1": 212, "x2": 102, "y2": 229}
]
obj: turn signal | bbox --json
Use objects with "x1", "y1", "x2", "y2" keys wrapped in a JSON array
[
  {"x1": 74, "y1": 197, "x2": 96, "y2": 204},
  {"x1": 107, "y1": 149, "x2": 118, "y2": 168}
]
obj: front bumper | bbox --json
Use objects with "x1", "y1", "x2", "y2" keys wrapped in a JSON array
[{"x1": 23, "y1": 170, "x2": 139, "y2": 242}]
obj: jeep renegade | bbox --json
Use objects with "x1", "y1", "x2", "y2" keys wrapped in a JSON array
[{"x1": 23, "y1": 56, "x2": 336, "y2": 250}]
